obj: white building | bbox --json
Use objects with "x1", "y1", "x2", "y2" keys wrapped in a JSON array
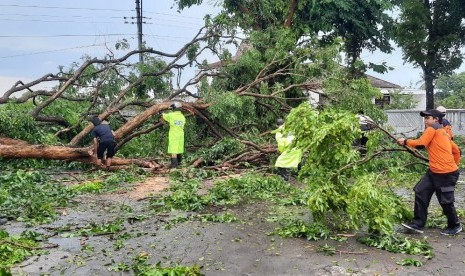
[{"x1": 306, "y1": 75, "x2": 426, "y2": 110}]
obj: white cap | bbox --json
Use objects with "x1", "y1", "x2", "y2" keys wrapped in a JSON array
[{"x1": 436, "y1": 106, "x2": 447, "y2": 113}]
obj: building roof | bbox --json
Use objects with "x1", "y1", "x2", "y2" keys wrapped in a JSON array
[
  {"x1": 365, "y1": 75, "x2": 402, "y2": 89},
  {"x1": 203, "y1": 41, "x2": 252, "y2": 69}
]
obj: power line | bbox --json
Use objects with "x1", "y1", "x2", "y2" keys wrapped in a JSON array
[
  {"x1": 0, "y1": 18, "x2": 199, "y2": 29},
  {"x1": 0, "y1": 18, "x2": 122, "y2": 24},
  {"x1": 0, "y1": 34, "x2": 135, "y2": 38},
  {"x1": 143, "y1": 10, "x2": 204, "y2": 20},
  {"x1": 0, "y1": 38, "x2": 137, "y2": 59},
  {"x1": 0, "y1": 4, "x2": 131, "y2": 12},
  {"x1": 0, "y1": 33, "x2": 194, "y2": 40},
  {"x1": 0, "y1": 5, "x2": 205, "y2": 21},
  {"x1": 0, "y1": 13, "x2": 124, "y2": 20},
  {"x1": 0, "y1": 33, "x2": 199, "y2": 59}
]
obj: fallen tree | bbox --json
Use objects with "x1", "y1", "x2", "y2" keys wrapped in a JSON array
[
  {"x1": 0, "y1": 20, "x2": 333, "y2": 170},
  {"x1": 0, "y1": 2, "x2": 412, "y2": 171}
]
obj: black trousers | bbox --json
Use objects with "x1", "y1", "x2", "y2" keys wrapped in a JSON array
[{"x1": 412, "y1": 169, "x2": 460, "y2": 228}]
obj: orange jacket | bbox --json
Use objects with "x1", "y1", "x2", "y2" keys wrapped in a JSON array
[
  {"x1": 406, "y1": 123, "x2": 460, "y2": 174},
  {"x1": 444, "y1": 125, "x2": 453, "y2": 140}
]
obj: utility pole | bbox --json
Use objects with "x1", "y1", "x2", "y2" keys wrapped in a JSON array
[
  {"x1": 135, "y1": 0, "x2": 143, "y2": 63},
  {"x1": 124, "y1": 0, "x2": 146, "y2": 96}
]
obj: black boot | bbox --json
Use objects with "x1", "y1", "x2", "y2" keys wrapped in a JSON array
[
  {"x1": 170, "y1": 158, "x2": 179, "y2": 168},
  {"x1": 177, "y1": 154, "x2": 182, "y2": 164},
  {"x1": 277, "y1": 168, "x2": 289, "y2": 181}
]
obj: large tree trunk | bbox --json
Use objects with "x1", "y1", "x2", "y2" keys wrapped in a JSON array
[
  {"x1": 424, "y1": 71, "x2": 434, "y2": 110},
  {"x1": 0, "y1": 137, "x2": 158, "y2": 169}
]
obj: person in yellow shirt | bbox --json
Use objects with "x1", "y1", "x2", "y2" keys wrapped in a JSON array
[
  {"x1": 397, "y1": 109, "x2": 461, "y2": 235},
  {"x1": 161, "y1": 102, "x2": 186, "y2": 168},
  {"x1": 274, "y1": 118, "x2": 302, "y2": 181}
]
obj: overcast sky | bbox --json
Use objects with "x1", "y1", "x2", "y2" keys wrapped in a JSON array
[
  {"x1": 1, "y1": 1, "x2": 464, "y2": 94},
  {"x1": 0, "y1": 0, "x2": 221, "y2": 93}
]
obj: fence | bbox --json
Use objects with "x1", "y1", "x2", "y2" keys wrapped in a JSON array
[{"x1": 385, "y1": 109, "x2": 465, "y2": 137}]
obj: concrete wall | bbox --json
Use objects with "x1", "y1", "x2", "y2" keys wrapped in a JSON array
[{"x1": 385, "y1": 109, "x2": 465, "y2": 137}]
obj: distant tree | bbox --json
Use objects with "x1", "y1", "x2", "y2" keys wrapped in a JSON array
[
  {"x1": 435, "y1": 71, "x2": 465, "y2": 108},
  {"x1": 174, "y1": 0, "x2": 395, "y2": 76},
  {"x1": 394, "y1": 0, "x2": 465, "y2": 109},
  {"x1": 384, "y1": 90, "x2": 418, "y2": 110},
  {"x1": 308, "y1": 0, "x2": 394, "y2": 77}
]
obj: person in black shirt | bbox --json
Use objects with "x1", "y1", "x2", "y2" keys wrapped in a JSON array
[
  {"x1": 90, "y1": 116, "x2": 117, "y2": 169},
  {"x1": 355, "y1": 111, "x2": 374, "y2": 157}
]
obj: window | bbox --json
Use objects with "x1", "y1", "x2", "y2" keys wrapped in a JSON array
[{"x1": 375, "y1": 94, "x2": 391, "y2": 108}]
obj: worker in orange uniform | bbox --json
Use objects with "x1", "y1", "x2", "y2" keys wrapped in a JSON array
[{"x1": 397, "y1": 109, "x2": 461, "y2": 235}]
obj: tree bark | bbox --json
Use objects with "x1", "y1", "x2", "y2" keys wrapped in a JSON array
[
  {"x1": 0, "y1": 137, "x2": 157, "y2": 169},
  {"x1": 284, "y1": 0, "x2": 298, "y2": 27},
  {"x1": 424, "y1": 71, "x2": 434, "y2": 109}
]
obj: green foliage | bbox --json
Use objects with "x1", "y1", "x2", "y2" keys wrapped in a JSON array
[
  {"x1": 42, "y1": 97, "x2": 87, "y2": 127},
  {"x1": 199, "y1": 28, "x2": 344, "y2": 132},
  {"x1": 207, "y1": 93, "x2": 256, "y2": 127},
  {"x1": 70, "y1": 181, "x2": 104, "y2": 194},
  {"x1": 395, "y1": 0, "x2": 465, "y2": 78},
  {"x1": 173, "y1": 0, "x2": 204, "y2": 11},
  {"x1": 169, "y1": 167, "x2": 217, "y2": 182},
  {"x1": 316, "y1": 244, "x2": 336, "y2": 256},
  {"x1": 384, "y1": 90, "x2": 419, "y2": 110},
  {"x1": 137, "y1": 55, "x2": 172, "y2": 98},
  {"x1": 435, "y1": 71, "x2": 465, "y2": 108},
  {"x1": 150, "y1": 173, "x2": 303, "y2": 212},
  {"x1": 71, "y1": 168, "x2": 146, "y2": 194},
  {"x1": 195, "y1": 137, "x2": 245, "y2": 165},
  {"x1": 0, "y1": 158, "x2": 91, "y2": 172},
  {"x1": 61, "y1": 220, "x2": 124, "y2": 237},
  {"x1": 187, "y1": 42, "x2": 200, "y2": 62},
  {"x1": 179, "y1": 0, "x2": 394, "y2": 75},
  {"x1": 395, "y1": 0, "x2": 465, "y2": 107},
  {"x1": 358, "y1": 234, "x2": 433, "y2": 259},
  {"x1": 308, "y1": 0, "x2": 394, "y2": 73},
  {"x1": 0, "y1": 230, "x2": 42, "y2": 269},
  {"x1": 285, "y1": 104, "x2": 410, "y2": 234},
  {"x1": 322, "y1": 77, "x2": 384, "y2": 120},
  {"x1": 151, "y1": 179, "x2": 205, "y2": 212},
  {"x1": 103, "y1": 168, "x2": 144, "y2": 186},
  {"x1": 424, "y1": 208, "x2": 465, "y2": 229},
  {"x1": 273, "y1": 220, "x2": 330, "y2": 241},
  {"x1": 164, "y1": 212, "x2": 239, "y2": 229},
  {"x1": 0, "y1": 170, "x2": 73, "y2": 225},
  {"x1": 396, "y1": 258, "x2": 423, "y2": 267},
  {"x1": 164, "y1": 215, "x2": 191, "y2": 229},
  {"x1": 347, "y1": 174, "x2": 411, "y2": 234},
  {"x1": 206, "y1": 174, "x2": 296, "y2": 205},
  {"x1": 197, "y1": 212, "x2": 238, "y2": 223},
  {"x1": 0, "y1": 102, "x2": 48, "y2": 143},
  {"x1": 0, "y1": 268, "x2": 12, "y2": 275},
  {"x1": 117, "y1": 130, "x2": 163, "y2": 158},
  {"x1": 130, "y1": 253, "x2": 203, "y2": 276}
]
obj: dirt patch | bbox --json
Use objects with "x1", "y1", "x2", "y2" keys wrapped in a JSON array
[{"x1": 122, "y1": 176, "x2": 170, "y2": 200}]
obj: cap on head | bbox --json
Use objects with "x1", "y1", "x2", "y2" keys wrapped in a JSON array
[
  {"x1": 436, "y1": 106, "x2": 447, "y2": 113},
  {"x1": 276, "y1": 118, "x2": 284, "y2": 126},
  {"x1": 90, "y1": 116, "x2": 101, "y2": 126},
  {"x1": 170, "y1": 102, "x2": 182, "y2": 109},
  {"x1": 420, "y1": 109, "x2": 444, "y2": 118}
]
